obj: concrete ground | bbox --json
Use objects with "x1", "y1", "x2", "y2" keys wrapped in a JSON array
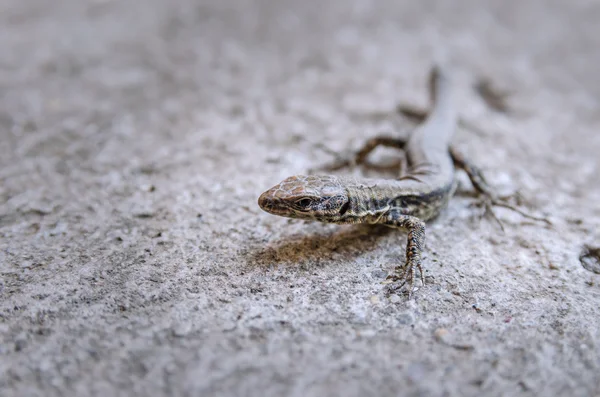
[{"x1": 1, "y1": 0, "x2": 599, "y2": 396}]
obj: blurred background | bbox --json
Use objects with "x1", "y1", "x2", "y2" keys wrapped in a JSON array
[{"x1": 1, "y1": 1, "x2": 599, "y2": 396}]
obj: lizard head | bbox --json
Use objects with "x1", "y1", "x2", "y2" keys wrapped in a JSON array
[{"x1": 258, "y1": 175, "x2": 349, "y2": 221}]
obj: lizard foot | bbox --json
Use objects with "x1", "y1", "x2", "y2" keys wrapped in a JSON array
[
  {"x1": 472, "y1": 193, "x2": 551, "y2": 232},
  {"x1": 309, "y1": 136, "x2": 407, "y2": 173},
  {"x1": 384, "y1": 261, "x2": 425, "y2": 299},
  {"x1": 308, "y1": 145, "x2": 358, "y2": 173}
]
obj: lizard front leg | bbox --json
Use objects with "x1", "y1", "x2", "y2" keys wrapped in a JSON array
[
  {"x1": 380, "y1": 210, "x2": 426, "y2": 298},
  {"x1": 316, "y1": 136, "x2": 407, "y2": 172}
]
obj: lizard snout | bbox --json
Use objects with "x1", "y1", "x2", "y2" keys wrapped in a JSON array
[
  {"x1": 258, "y1": 191, "x2": 273, "y2": 211},
  {"x1": 258, "y1": 189, "x2": 284, "y2": 215}
]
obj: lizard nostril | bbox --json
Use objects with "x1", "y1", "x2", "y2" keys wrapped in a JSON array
[
  {"x1": 258, "y1": 192, "x2": 273, "y2": 210},
  {"x1": 258, "y1": 193, "x2": 267, "y2": 208}
]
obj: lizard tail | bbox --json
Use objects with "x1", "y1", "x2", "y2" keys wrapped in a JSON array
[{"x1": 424, "y1": 64, "x2": 457, "y2": 143}]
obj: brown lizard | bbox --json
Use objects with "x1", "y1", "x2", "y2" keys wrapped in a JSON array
[{"x1": 258, "y1": 66, "x2": 549, "y2": 297}]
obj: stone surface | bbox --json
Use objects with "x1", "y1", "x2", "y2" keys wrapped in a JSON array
[{"x1": 1, "y1": 1, "x2": 599, "y2": 396}]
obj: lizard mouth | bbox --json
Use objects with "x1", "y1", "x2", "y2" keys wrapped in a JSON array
[{"x1": 258, "y1": 192, "x2": 291, "y2": 216}]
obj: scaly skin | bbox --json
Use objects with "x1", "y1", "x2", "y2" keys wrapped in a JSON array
[
  {"x1": 258, "y1": 66, "x2": 549, "y2": 297},
  {"x1": 259, "y1": 66, "x2": 456, "y2": 297}
]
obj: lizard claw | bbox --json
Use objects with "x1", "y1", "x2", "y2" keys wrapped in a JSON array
[
  {"x1": 471, "y1": 196, "x2": 506, "y2": 232},
  {"x1": 311, "y1": 136, "x2": 407, "y2": 173},
  {"x1": 309, "y1": 144, "x2": 358, "y2": 173},
  {"x1": 384, "y1": 261, "x2": 425, "y2": 299},
  {"x1": 471, "y1": 192, "x2": 551, "y2": 231}
]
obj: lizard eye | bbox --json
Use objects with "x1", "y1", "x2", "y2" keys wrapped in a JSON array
[{"x1": 295, "y1": 198, "x2": 313, "y2": 208}]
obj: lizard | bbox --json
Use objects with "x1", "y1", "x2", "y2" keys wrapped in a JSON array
[{"x1": 257, "y1": 65, "x2": 549, "y2": 297}]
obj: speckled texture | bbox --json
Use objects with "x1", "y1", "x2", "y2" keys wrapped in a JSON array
[{"x1": 1, "y1": 1, "x2": 599, "y2": 396}]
